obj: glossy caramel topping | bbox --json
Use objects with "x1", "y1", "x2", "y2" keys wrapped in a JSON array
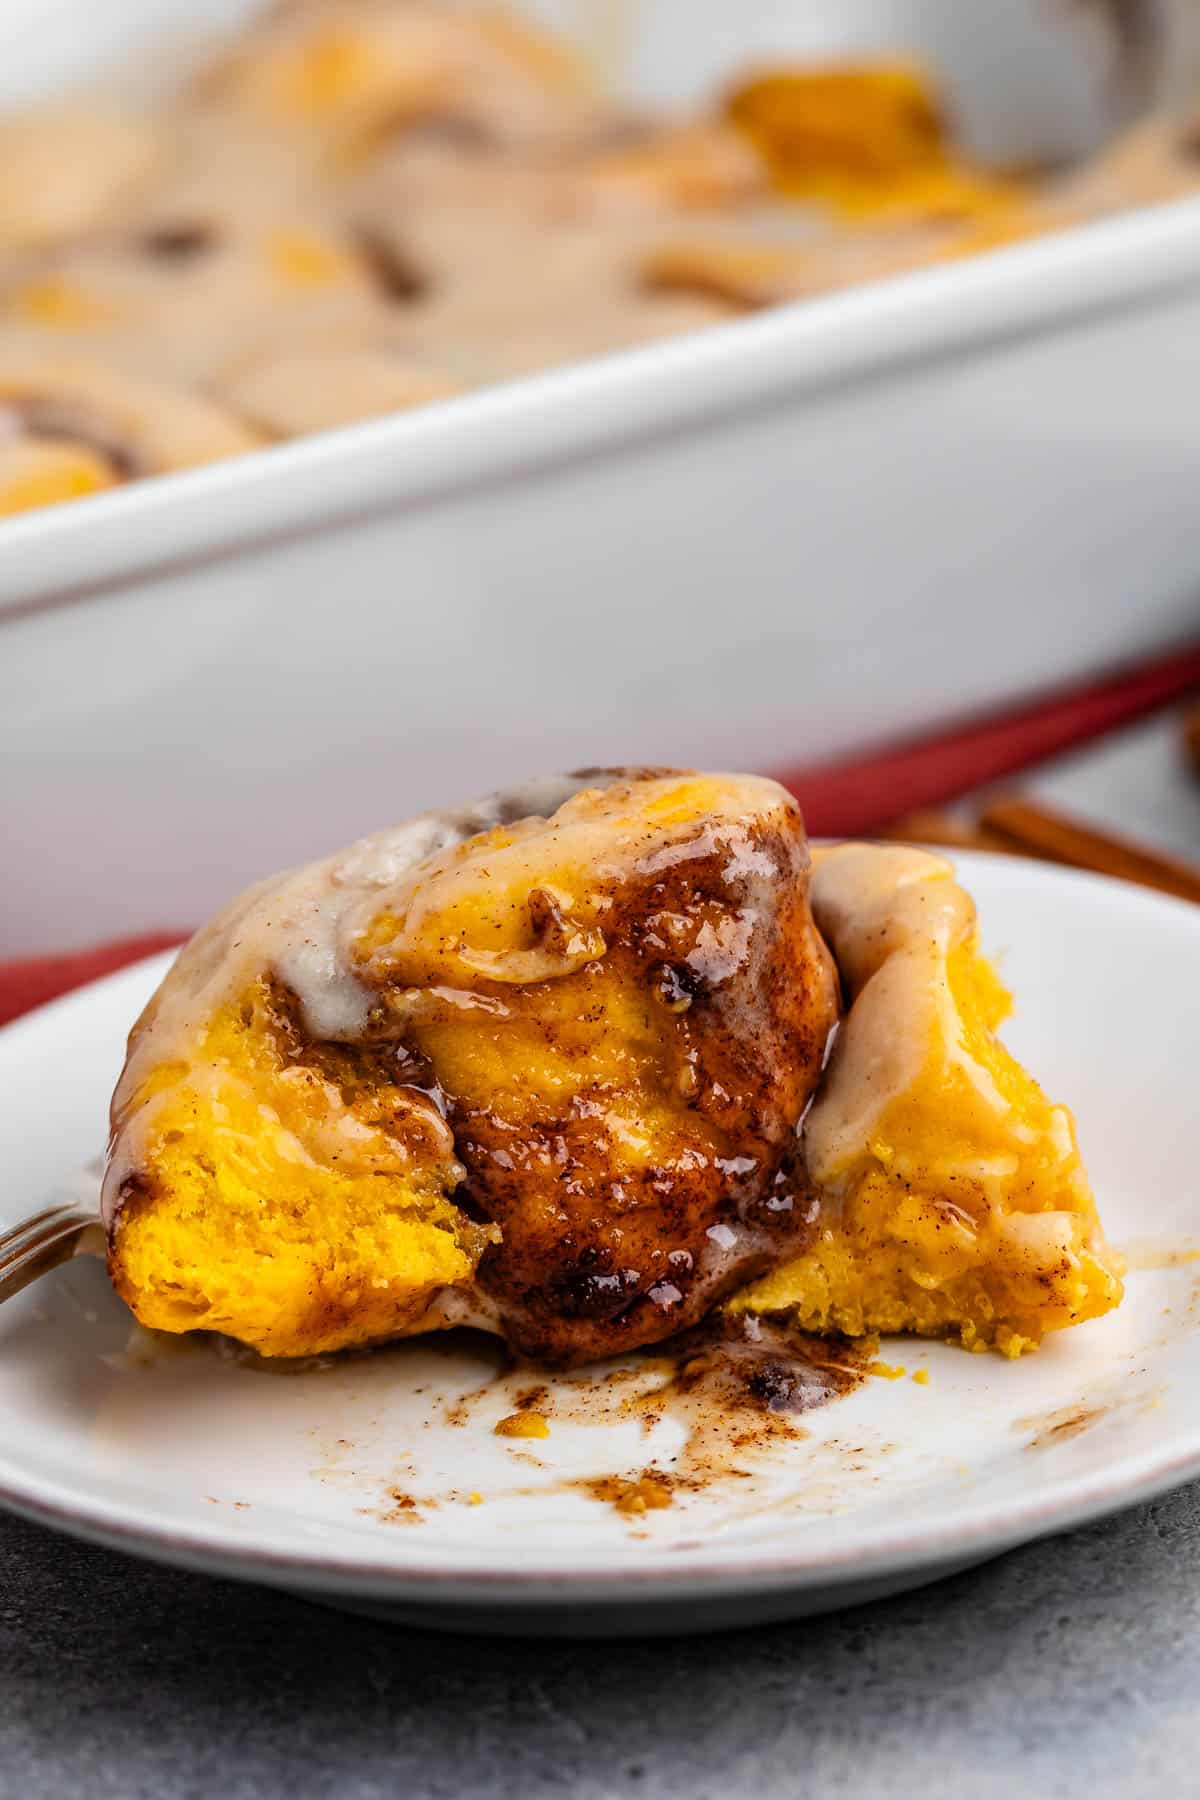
[{"x1": 103, "y1": 770, "x2": 840, "y2": 1362}]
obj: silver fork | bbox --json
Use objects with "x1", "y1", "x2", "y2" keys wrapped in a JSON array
[{"x1": 0, "y1": 1201, "x2": 104, "y2": 1304}]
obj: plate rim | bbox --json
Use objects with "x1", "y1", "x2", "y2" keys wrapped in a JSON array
[
  {"x1": 2, "y1": 852, "x2": 1198, "y2": 1604},
  {"x1": 2, "y1": 1414, "x2": 1200, "y2": 1604}
]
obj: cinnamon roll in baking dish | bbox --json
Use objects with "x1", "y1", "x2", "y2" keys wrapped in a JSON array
[
  {"x1": 0, "y1": 102, "x2": 161, "y2": 257},
  {"x1": 0, "y1": 355, "x2": 258, "y2": 515},
  {"x1": 199, "y1": 0, "x2": 605, "y2": 154},
  {"x1": 103, "y1": 771, "x2": 1121, "y2": 1365},
  {"x1": 4, "y1": 210, "x2": 387, "y2": 389},
  {"x1": 1, "y1": 2, "x2": 1198, "y2": 515},
  {"x1": 215, "y1": 347, "x2": 462, "y2": 437}
]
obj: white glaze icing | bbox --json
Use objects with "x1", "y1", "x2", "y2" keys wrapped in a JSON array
[
  {"x1": 804, "y1": 843, "x2": 978, "y2": 1186},
  {"x1": 101, "y1": 773, "x2": 602, "y2": 1220},
  {"x1": 101, "y1": 768, "x2": 800, "y2": 1228}
]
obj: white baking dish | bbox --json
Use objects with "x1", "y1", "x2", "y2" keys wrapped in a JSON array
[{"x1": 3, "y1": 0, "x2": 1200, "y2": 954}]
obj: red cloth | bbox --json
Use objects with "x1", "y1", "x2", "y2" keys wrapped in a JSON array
[
  {"x1": 3, "y1": 641, "x2": 1197, "y2": 1029},
  {"x1": 0, "y1": 932, "x2": 185, "y2": 1030}
]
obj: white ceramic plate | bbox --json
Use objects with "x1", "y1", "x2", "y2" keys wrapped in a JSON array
[{"x1": 1, "y1": 853, "x2": 1198, "y2": 1636}]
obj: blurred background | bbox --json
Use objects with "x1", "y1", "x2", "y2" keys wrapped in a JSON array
[{"x1": 0, "y1": 0, "x2": 1197, "y2": 972}]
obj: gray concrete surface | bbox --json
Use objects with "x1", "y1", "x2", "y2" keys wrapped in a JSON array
[{"x1": 3, "y1": 1488, "x2": 1200, "y2": 1800}]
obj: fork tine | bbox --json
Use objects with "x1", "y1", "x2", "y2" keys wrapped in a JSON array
[
  {"x1": 0, "y1": 1203, "x2": 101, "y2": 1303},
  {"x1": 0, "y1": 1202, "x2": 80, "y2": 1246},
  {"x1": 0, "y1": 1204, "x2": 91, "y2": 1262}
]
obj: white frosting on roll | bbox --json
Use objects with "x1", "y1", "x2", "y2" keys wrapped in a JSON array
[
  {"x1": 804, "y1": 843, "x2": 982, "y2": 1187},
  {"x1": 101, "y1": 768, "x2": 803, "y2": 1228},
  {"x1": 101, "y1": 772, "x2": 605, "y2": 1221}
]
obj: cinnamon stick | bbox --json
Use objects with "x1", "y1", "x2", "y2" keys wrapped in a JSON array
[
  {"x1": 879, "y1": 810, "x2": 1028, "y2": 856},
  {"x1": 979, "y1": 796, "x2": 1200, "y2": 904}
]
